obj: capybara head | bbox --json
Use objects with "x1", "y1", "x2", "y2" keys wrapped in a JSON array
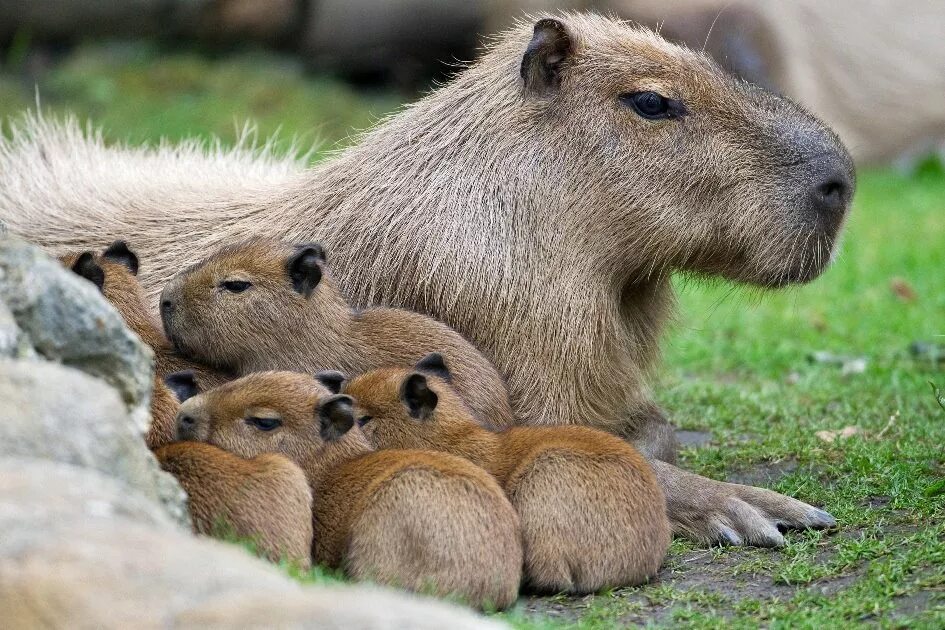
[
  {"x1": 160, "y1": 238, "x2": 342, "y2": 370},
  {"x1": 503, "y1": 14, "x2": 854, "y2": 286},
  {"x1": 341, "y1": 354, "x2": 474, "y2": 451},
  {"x1": 169, "y1": 370, "x2": 357, "y2": 464}
]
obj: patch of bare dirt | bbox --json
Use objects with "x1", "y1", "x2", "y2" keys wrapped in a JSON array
[
  {"x1": 519, "y1": 508, "x2": 927, "y2": 626},
  {"x1": 726, "y1": 458, "x2": 799, "y2": 487},
  {"x1": 676, "y1": 429, "x2": 713, "y2": 447}
]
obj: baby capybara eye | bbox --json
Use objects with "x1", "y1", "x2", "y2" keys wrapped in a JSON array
[
  {"x1": 219, "y1": 280, "x2": 252, "y2": 293},
  {"x1": 247, "y1": 416, "x2": 281, "y2": 431}
]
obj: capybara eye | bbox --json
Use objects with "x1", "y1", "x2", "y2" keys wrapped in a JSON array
[
  {"x1": 620, "y1": 91, "x2": 685, "y2": 120},
  {"x1": 220, "y1": 280, "x2": 252, "y2": 293},
  {"x1": 247, "y1": 416, "x2": 281, "y2": 431},
  {"x1": 357, "y1": 415, "x2": 373, "y2": 427}
]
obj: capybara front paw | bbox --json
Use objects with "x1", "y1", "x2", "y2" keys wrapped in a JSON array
[
  {"x1": 683, "y1": 484, "x2": 835, "y2": 547},
  {"x1": 653, "y1": 461, "x2": 835, "y2": 548},
  {"x1": 702, "y1": 491, "x2": 835, "y2": 547}
]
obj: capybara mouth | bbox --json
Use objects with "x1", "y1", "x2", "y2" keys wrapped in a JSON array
[
  {"x1": 771, "y1": 232, "x2": 839, "y2": 287},
  {"x1": 164, "y1": 329, "x2": 186, "y2": 354}
]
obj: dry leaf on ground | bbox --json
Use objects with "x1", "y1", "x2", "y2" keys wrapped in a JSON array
[{"x1": 816, "y1": 426, "x2": 863, "y2": 443}]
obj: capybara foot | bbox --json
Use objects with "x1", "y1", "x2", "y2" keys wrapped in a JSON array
[{"x1": 651, "y1": 460, "x2": 835, "y2": 547}]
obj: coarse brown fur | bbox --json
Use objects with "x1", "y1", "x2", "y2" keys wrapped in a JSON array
[
  {"x1": 153, "y1": 441, "x2": 313, "y2": 569},
  {"x1": 1, "y1": 13, "x2": 851, "y2": 546},
  {"x1": 161, "y1": 238, "x2": 517, "y2": 428},
  {"x1": 61, "y1": 243, "x2": 229, "y2": 449},
  {"x1": 345, "y1": 358, "x2": 670, "y2": 593},
  {"x1": 177, "y1": 371, "x2": 523, "y2": 609}
]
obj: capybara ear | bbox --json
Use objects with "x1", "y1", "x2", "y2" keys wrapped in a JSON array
[
  {"x1": 295, "y1": 242, "x2": 326, "y2": 263},
  {"x1": 71, "y1": 252, "x2": 105, "y2": 292},
  {"x1": 415, "y1": 352, "x2": 452, "y2": 383},
  {"x1": 165, "y1": 370, "x2": 200, "y2": 403},
  {"x1": 520, "y1": 18, "x2": 573, "y2": 96},
  {"x1": 400, "y1": 373, "x2": 438, "y2": 421},
  {"x1": 315, "y1": 370, "x2": 346, "y2": 394},
  {"x1": 102, "y1": 240, "x2": 140, "y2": 275},
  {"x1": 318, "y1": 394, "x2": 355, "y2": 442},
  {"x1": 286, "y1": 245, "x2": 324, "y2": 298}
]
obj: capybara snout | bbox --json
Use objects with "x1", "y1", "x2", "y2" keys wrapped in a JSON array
[
  {"x1": 760, "y1": 89, "x2": 856, "y2": 227},
  {"x1": 552, "y1": 20, "x2": 856, "y2": 289}
]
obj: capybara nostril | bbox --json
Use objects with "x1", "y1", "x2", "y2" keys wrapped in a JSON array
[
  {"x1": 161, "y1": 298, "x2": 174, "y2": 315},
  {"x1": 177, "y1": 415, "x2": 196, "y2": 440},
  {"x1": 810, "y1": 167, "x2": 853, "y2": 217}
]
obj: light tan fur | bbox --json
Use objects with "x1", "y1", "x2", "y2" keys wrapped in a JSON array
[
  {"x1": 346, "y1": 362, "x2": 670, "y2": 593},
  {"x1": 162, "y1": 238, "x2": 517, "y2": 428},
  {"x1": 60, "y1": 245, "x2": 230, "y2": 449},
  {"x1": 153, "y1": 441, "x2": 314, "y2": 569},
  {"x1": 177, "y1": 371, "x2": 524, "y2": 609},
  {"x1": 1, "y1": 13, "x2": 850, "y2": 546},
  {"x1": 606, "y1": 0, "x2": 945, "y2": 164}
]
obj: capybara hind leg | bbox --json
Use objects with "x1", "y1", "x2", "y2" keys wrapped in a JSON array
[
  {"x1": 511, "y1": 455, "x2": 670, "y2": 594},
  {"x1": 345, "y1": 470, "x2": 522, "y2": 609}
]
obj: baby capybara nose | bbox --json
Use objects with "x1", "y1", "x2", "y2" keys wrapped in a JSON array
[{"x1": 177, "y1": 414, "x2": 196, "y2": 440}]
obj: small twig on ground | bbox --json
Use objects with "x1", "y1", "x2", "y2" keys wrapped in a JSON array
[{"x1": 876, "y1": 411, "x2": 899, "y2": 439}]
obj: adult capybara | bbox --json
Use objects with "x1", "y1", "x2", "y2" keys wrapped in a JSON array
[{"x1": 0, "y1": 13, "x2": 851, "y2": 546}]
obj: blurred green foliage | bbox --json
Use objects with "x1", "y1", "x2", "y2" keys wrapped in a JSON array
[{"x1": 1, "y1": 41, "x2": 401, "y2": 158}]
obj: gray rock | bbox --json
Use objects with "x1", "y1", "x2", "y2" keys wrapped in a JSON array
[
  {"x1": 0, "y1": 236, "x2": 154, "y2": 432},
  {"x1": 0, "y1": 457, "x2": 179, "y2": 535},
  {"x1": 0, "y1": 359, "x2": 187, "y2": 525},
  {"x1": 0, "y1": 458, "x2": 506, "y2": 630},
  {"x1": 0, "y1": 299, "x2": 25, "y2": 357},
  {"x1": 177, "y1": 588, "x2": 510, "y2": 629}
]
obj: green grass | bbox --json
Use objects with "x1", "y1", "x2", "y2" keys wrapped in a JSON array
[
  {"x1": 633, "y1": 164, "x2": 945, "y2": 628},
  {"x1": 2, "y1": 40, "x2": 943, "y2": 629}
]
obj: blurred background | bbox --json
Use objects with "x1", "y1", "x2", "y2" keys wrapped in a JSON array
[{"x1": 1, "y1": 0, "x2": 943, "y2": 165}]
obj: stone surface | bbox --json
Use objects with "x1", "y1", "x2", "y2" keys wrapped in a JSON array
[
  {"x1": 0, "y1": 299, "x2": 25, "y2": 357},
  {"x1": 176, "y1": 588, "x2": 509, "y2": 629},
  {"x1": 0, "y1": 358, "x2": 187, "y2": 525},
  {"x1": 0, "y1": 458, "x2": 506, "y2": 630},
  {"x1": 0, "y1": 457, "x2": 179, "y2": 534},
  {"x1": 0, "y1": 235, "x2": 154, "y2": 433}
]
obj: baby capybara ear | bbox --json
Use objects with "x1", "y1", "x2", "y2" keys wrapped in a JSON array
[
  {"x1": 317, "y1": 394, "x2": 355, "y2": 442},
  {"x1": 71, "y1": 252, "x2": 106, "y2": 292},
  {"x1": 415, "y1": 352, "x2": 452, "y2": 383},
  {"x1": 102, "y1": 240, "x2": 139, "y2": 275},
  {"x1": 400, "y1": 373, "x2": 438, "y2": 421},
  {"x1": 521, "y1": 18, "x2": 573, "y2": 96},
  {"x1": 165, "y1": 370, "x2": 200, "y2": 403},
  {"x1": 286, "y1": 244, "x2": 324, "y2": 298},
  {"x1": 315, "y1": 370, "x2": 346, "y2": 394}
]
